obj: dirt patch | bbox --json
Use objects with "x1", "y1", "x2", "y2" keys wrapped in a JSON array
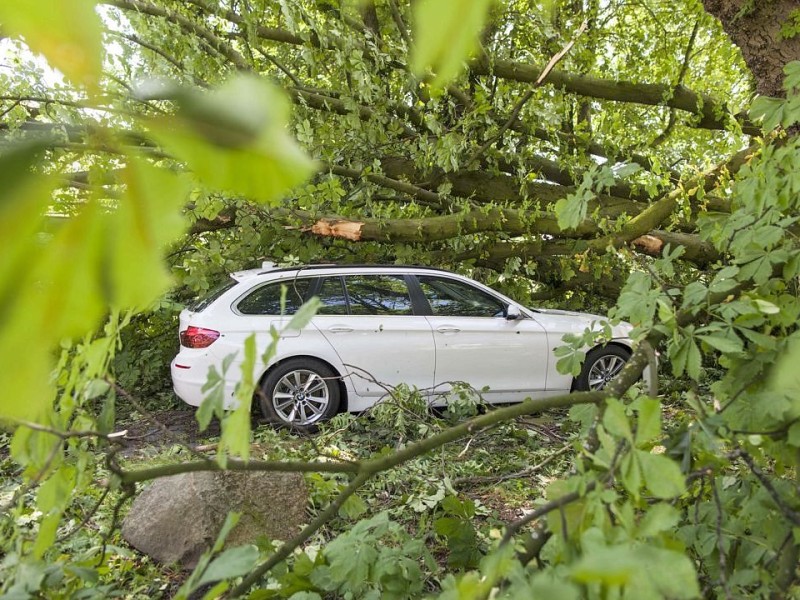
[{"x1": 117, "y1": 409, "x2": 221, "y2": 454}]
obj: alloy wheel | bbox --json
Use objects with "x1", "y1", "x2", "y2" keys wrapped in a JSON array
[
  {"x1": 587, "y1": 355, "x2": 627, "y2": 390},
  {"x1": 272, "y1": 369, "x2": 330, "y2": 425}
]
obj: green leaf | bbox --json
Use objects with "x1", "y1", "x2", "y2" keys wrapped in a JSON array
[
  {"x1": 637, "y1": 503, "x2": 680, "y2": 537},
  {"x1": 520, "y1": 575, "x2": 580, "y2": 600},
  {"x1": 788, "y1": 421, "x2": 800, "y2": 447},
  {"x1": 620, "y1": 452, "x2": 642, "y2": 496},
  {"x1": 784, "y1": 61, "x2": 800, "y2": 91},
  {"x1": 286, "y1": 297, "x2": 323, "y2": 331},
  {"x1": 146, "y1": 75, "x2": 316, "y2": 204},
  {"x1": 754, "y1": 298, "x2": 780, "y2": 314},
  {"x1": 211, "y1": 513, "x2": 241, "y2": 554},
  {"x1": 570, "y1": 544, "x2": 639, "y2": 586},
  {"x1": 697, "y1": 332, "x2": 744, "y2": 354},
  {"x1": 440, "y1": 495, "x2": 476, "y2": 518},
  {"x1": 196, "y1": 545, "x2": 259, "y2": 587},
  {"x1": 2, "y1": 197, "x2": 107, "y2": 421},
  {"x1": 628, "y1": 546, "x2": 700, "y2": 599},
  {"x1": 615, "y1": 163, "x2": 642, "y2": 178},
  {"x1": 637, "y1": 450, "x2": 685, "y2": 498},
  {"x1": 339, "y1": 493, "x2": 367, "y2": 519},
  {"x1": 554, "y1": 192, "x2": 590, "y2": 231},
  {"x1": 0, "y1": 145, "x2": 57, "y2": 422},
  {"x1": 615, "y1": 272, "x2": 659, "y2": 326},
  {"x1": 197, "y1": 364, "x2": 225, "y2": 432},
  {"x1": 633, "y1": 397, "x2": 661, "y2": 445},
  {"x1": 109, "y1": 157, "x2": 189, "y2": 308},
  {"x1": 37, "y1": 465, "x2": 76, "y2": 514},
  {"x1": 750, "y1": 96, "x2": 787, "y2": 130},
  {"x1": 33, "y1": 512, "x2": 62, "y2": 559},
  {"x1": 0, "y1": 0, "x2": 103, "y2": 88},
  {"x1": 410, "y1": 0, "x2": 493, "y2": 89},
  {"x1": 219, "y1": 334, "x2": 257, "y2": 462},
  {"x1": 602, "y1": 398, "x2": 632, "y2": 440},
  {"x1": 680, "y1": 281, "x2": 707, "y2": 310},
  {"x1": 770, "y1": 333, "x2": 800, "y2": 397},
  {"x1": 670, "y1": 336, "x2": 702, "y2": 381},
  {"x1": 556, "y1": 348, "x2": 585, "y2": 377},
  {"x1": 0, "y1": 142, "x2": 52, "y2": 291}
]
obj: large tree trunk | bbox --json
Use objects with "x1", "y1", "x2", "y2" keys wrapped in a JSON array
[{"x1": 703, "y1": 0, "x2": 800, "y2": 98}]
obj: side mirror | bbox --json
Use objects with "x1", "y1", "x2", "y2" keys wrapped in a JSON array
[{"x1": 505, "y1": 304, "x2": 521, "y2": 320}]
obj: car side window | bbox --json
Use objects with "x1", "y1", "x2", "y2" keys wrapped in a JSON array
[
  {"x1": 316, "y1": 277, "x2": 348, "y2": 315},
  {"x1": 345, "y1": 275, "x2": 414, "y2": 315},
  {"x1": 236, "y1": 278, "x2": 313, "y2": 315},
  {"x1": 417, "y1": 276, "x2": 505, "y2": 317}
]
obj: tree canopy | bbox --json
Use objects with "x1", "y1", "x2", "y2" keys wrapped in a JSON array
[{"x1": 1, "y1": 0, "x2": 759, "y2": 304}]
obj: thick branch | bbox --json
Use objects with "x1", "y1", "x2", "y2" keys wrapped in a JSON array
[
  {"x1": 290, "y1": 88, "x2": 421, "y2": 136},
  {"x1": 471, "y1": 56, "x2": 759, "y2": 134},
  {"x1": 590, "y1": 143, "x2": 756, "y2": 250},
  {"x1": 306, "y1": 207, "x2": 597, "y2": 243},
  {"x1": 119, "y1": 458, "x2": 358, "y2": 484},
  {"x1": 106, "y1": 0, "x2": 251, "y2": 70},
  {"x1": 631, "y1": 230, "x2": 720, "y2": 266}
]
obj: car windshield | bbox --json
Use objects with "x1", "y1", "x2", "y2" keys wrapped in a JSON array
[{"x1": 187, "y1": 278, "x2": 237, "y2": 312}]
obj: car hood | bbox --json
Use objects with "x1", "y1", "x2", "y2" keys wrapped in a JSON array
[
  {"x1": 533, "y1": 307, "x2": 601, "y2": 318},
  {"x1": 529, "y1": 307, "x2": 633, "y2": 339}
]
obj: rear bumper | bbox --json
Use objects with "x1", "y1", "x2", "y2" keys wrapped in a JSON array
[{"x1": 170, "y1": 357, "x2": 238, "y2": 409}]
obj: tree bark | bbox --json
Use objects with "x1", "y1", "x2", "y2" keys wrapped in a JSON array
[{"x1": 702, "y1": 0, "x2": 800, "y2": 98}]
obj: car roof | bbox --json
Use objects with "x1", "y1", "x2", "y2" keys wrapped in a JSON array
[{"x1": 232, "y1": 262, "x2": 458, "y2": 281}]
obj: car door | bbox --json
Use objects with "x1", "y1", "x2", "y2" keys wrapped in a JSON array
[
  {"x1": 416, "y1": 275, "x2": 550, "y2": 402},
  {"x1": 312, "y1": 274, "x2": 436, "y2": 398}
]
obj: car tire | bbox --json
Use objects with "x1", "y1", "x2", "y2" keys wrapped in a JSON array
[
  {"x1": 259, "y1": 358, "x2": 341, "y2": 430},
  {"x1": 574, "y1": 345, "x2": 631, "y2": 391}
]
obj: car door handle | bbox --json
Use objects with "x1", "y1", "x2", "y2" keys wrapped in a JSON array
[
  {"x1": 436, "y1": 326, "x2": 461, "y2": 334},
  {"x1": 328, "y1": 326, "x2": 354, "y2": 333}
]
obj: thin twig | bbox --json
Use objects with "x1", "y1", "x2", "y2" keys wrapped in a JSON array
[
  {"x1": 733, "y1": 449, "x2": 800, "y2": 527},
  {"x1": 711, "y1": 477, "x2": 732, "y2": 600},
  {"x1": 0, "y1": 441, "x2": 62, "y2": 516},
  {"x1": 228, "y1": 471, "x2": 372, "y2": 596},
  {"x1": 386, "y1": 0, "x2": 411, "y2": 46},
  {"x1": 469, "y1": 20, "x2": 588, "y2": 166},
  {"x1": 651, "y1": 19, "x2": 700, "y2": 146},
  {"x1": 57, "y1": 486, "x2": 110, "y2": 543},
  {"x1": 454, "y1": 442, "x2": 573, "y2": 486}
]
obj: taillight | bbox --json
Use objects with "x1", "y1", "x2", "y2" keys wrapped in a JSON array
[{"x1": 180, "y1": 326, "x2": 221, "y2": 348}]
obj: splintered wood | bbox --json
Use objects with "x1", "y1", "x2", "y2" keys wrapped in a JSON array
[{"x1": 310, "y1": 219, "x2": 365, "y2": 241}]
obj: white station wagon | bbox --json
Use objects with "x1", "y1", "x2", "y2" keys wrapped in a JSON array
[{"x1": 171, "y1": 263, "x2": 637, "y2": 428}]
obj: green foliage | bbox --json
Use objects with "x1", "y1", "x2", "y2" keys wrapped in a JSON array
[
  {"x1": 750, "y1": 61, "x2": 800, "y2": 128},
  {"x1": 269, "y1": 512, "x2": 432, "y2": 599},
  {"x1": 0, "y1": 0, "x2": 102, "y2": 88},
  {"x1": 143, "y1": 76, "x2": 317, "y2": 203},
  {"x1": 113, "y1": 301, "x2": 182, "y2": 408},
  {"x1": 780, "y1": 9, "x2": 800, "y2": 40},
  {"x1": 554, "y1": 320, "x2": 613, "y2": 376},
  {"x1": 433, "y1": 496, "x2": 482, "y2": 569},
  {"x1": 554, "y1": 166, "x2": 617, "y2": 231},
  {"x1": 410, "y1": 0, "x2": 493, "y2": 89}
]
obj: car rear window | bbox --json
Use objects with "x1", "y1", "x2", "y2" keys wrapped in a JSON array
[
  {"x1": 345, "y1": 274, "x2": 414, "y2": 315},
  {"x1": 236, "y1": 278, "x2": 314, "y2": 315},
  {"x1": 187, "y1": 278, "x2": 238, "y2": 312}
]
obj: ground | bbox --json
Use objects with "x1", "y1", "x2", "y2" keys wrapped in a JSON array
[{"x1": 117, "y1": 408, "x2": 221, "y2": 455}]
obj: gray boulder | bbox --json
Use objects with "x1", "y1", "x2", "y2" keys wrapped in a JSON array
[{"x1": 121, "y1": 470, "x2": 308, "y2": 568}]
